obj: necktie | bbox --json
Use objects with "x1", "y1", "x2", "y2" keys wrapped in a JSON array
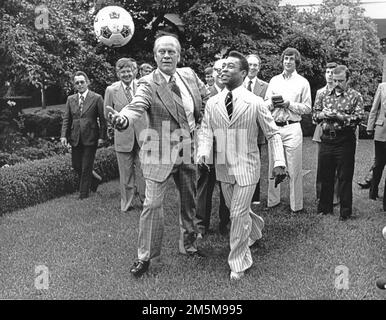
[
  {"x1": 125, "y1": 86, "x2": 133, "y2": 102},
  {"x1": 225, "y1": 91, "x2": 233, "y2": 120},
  {"x1": 169, "y1": 75, "x2": 182, "y2": 99},
  {"x1": 79, "y1": 95, "x2": 84, "y2": 113},
  {"x1": 247, "y1": 80, "x2": 252, "y2": 91}
]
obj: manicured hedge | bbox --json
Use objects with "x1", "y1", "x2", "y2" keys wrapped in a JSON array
[
  {"x1": 22, "y1": 109, "x2": 64, "y2": 137},
  {"x1": 0, "y1": 146, "x2": 118, "y2": 215}
]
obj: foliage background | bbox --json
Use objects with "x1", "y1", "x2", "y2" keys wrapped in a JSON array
[{"x1": 0, "y1": 0, "x2": 382, "y2": 108}]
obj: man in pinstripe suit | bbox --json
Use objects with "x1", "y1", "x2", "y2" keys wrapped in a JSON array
[
  {"x1": 107, "y1": 35, "x2": 209, "y2": 278},
  {"x1": 197, "y1": 51, "x2": 286, "y2": 281}
]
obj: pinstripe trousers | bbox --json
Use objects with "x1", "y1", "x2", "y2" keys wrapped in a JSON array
[
  {"x1": 137, "y1": 163, "x2": 199, "y2": 261},
  {"x1": 221, "y1": 182, "x2": 265, "y2": 273}
]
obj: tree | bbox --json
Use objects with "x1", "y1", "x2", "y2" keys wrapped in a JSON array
[
  {"x1": 279, "y1": 0, "x2": 382, "y2": 106},
  {"x1": 0, "y1": 0, "x2": 115, "y2": 100}
]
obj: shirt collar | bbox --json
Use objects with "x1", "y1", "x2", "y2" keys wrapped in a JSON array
[
  {"x1": 159, "y1": 69, "x2": 173, "y2": 83},
  {"x1": 329, "y1": 86, "x2": 349, "y2": 97},
  {"x1": 223, "y1": 84, "x2": 244, "y2": 99},
  {"x1": 78, "y1": 89, "x2": 89, "y2": 99},
  {"x1": 281, "y1": 70, "x2": 298, "y2": 80},
  {"x1": 245, "y1": 76, "x2": 256, "y2": 87},
  {"x1": 121, "y1": 81, "x2": 134, "y2": 91}
]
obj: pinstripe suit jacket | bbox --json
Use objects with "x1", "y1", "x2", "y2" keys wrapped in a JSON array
[
  {"x1": 367, "y1": 82, "x2": 386, "y2": 142},
  {"x1": 104, "y1": 81, "x2": 147, "y2": 152},
  {"x1": 198, "y1": 85, "x2": 285, "y2": 186},
  {"x1": 120, "y1": 67, "x2": 209, "y2": 182}
]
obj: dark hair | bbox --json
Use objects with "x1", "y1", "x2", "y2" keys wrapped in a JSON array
[
  {"x1": 325, "y1": 62, "x2": 338, "y2": 70},
  {"x1": 333, "y1": 64, "x2": 350, "y2": 79},
  {"x1": 115, "y1": 58, "x2": 136, "y2": 72},
  {"x1": 281, "y1": 47, "x2": 301, "y2": 67},
  {"x1": 228, "y1": 50, "x2": 249, "y2": 74},
  {"x1": 73, "y1": 71, "x2": 89, "y2": 82},
  {"x1": 204, "y1": 67, "x2": 214, "y2": 75}
]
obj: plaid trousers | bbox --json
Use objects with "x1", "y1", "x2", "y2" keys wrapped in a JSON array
[{"x1": 137, "y1": 162, "x2": 199, "y2": 261}]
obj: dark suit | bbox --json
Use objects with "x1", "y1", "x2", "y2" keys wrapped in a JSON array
[
  {"x1": 196, "y1": 85, "x2": 230, "y2": 235},
  {"x1": 120, "y1": 68, "x2": 209, "y2": 261},
  {"x1": 61, "y1": 90, "x2": 107, "y2": 197},
  {"x1": 244, "y1": 77, "x2": 268, "y2": 202}
]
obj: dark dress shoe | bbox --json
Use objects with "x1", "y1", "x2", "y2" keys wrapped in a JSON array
[
  {"x1": 79, "y1": 194, "x2": 89, "y2": 200},
  {"x1": 130, "y1": 260, "x2": 150, "y2": 278},
  {"x1": 339, "y1": 215, "x2": 351, "y2": 221},
  {"x1": 358, "y1": 181, "x2": 371, "y2": 189}
]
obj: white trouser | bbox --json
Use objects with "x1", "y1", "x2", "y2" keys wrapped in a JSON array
[{"x1": 268, "y1": 122, "x2": 303, "y2": 211}]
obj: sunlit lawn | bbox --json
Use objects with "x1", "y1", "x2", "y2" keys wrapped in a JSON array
[{"x1": 0, "y1": 137, "x2": 385, "y2": 299}]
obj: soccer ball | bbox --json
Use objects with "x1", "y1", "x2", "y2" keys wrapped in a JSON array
[{"x1": 94, "y1": 6, "x2": 135, "y2": 47}]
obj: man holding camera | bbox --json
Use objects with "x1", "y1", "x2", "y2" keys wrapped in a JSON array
[
  {"x1": 313, "y1": 65, "x2": 364, "y2": 220},
  {"x1": 265, "y1": 47, "x2": 311, "y2": 214}
]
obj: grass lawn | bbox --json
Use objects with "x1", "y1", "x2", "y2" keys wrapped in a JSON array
[{"x1": 0, "y1": 137, "x2": 385, "y2": 300}]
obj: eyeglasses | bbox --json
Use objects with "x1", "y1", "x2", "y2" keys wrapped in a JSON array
[{"x1": 75, "y1": 80, "x2": 85, "y2": 85}]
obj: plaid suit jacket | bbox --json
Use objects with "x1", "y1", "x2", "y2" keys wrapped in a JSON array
[{"x1": 120, "y1": 67, "x2": 209, "y2": 182}]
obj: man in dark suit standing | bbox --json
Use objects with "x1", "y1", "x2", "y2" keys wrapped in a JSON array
[
  {"x1": 244, "y1": 54, "x2": 269, "y2": 205},
  {"x1": 107, "y1": 35, "x2": 209, "y2": 278},
  {"x1": 61, "y1": 71, "x2": 107, "y2": 199},
  {"x1": 104, "y1": 58, "x2": 146, "y2": 212},
  {"x1": 196, "y1": 58, "x2": 231, "y2": 237}
]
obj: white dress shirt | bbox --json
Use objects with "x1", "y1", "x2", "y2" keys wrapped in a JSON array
[
  {"x1": 78, "y1": 89, "x2": 89, "y2": 103},
  {"x1": 243, "y1": 76, "x2": 257, "y2": 91},
  {"x1": 265, "y1": 70, "x2": 311, "y2": 122}
]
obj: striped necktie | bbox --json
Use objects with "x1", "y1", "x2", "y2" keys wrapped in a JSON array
[
  {"x1": 225, "y1": 91, "x2": 233, "y2": 120},
  {"x1": 247, "y1": 80, "x2": 253, "y2": 91},
  {"x1": 125, "y1": 85, "x2": 133, "y2": 102},
  {"x1": 169, "y1": 75, "x2": 182, "y2": 99},
  {"x1": 79, "y1": 95, "x2": 85, "y2": 113}
]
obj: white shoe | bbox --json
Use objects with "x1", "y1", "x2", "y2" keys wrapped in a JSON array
[
  {"x1": 230, "y1": 271, "x2": 244, "y2": 281},
  {"x1": 251, "y1": 201, "x2": 261, "y2": 205}
]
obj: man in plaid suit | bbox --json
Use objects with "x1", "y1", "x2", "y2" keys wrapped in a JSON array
[{"x1": 106, "y1": 35, "x2": 209, "y2": 277}]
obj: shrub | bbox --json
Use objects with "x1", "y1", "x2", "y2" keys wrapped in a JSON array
[
  {"x1": 0, "y1": 152, "x2": 27, "y2": 167},
  {"x1": 0, "y1": 146, "x2": 118, "y2": 215},
  {"x1": 22, "y1": 109, "x2": 64, "y2": 137}
]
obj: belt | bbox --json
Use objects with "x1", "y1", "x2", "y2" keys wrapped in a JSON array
[{"x1": 275, "y1": 120, "x2": 299, "y2": 127}]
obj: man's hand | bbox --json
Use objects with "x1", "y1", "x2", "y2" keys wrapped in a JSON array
[
  {"x1": 271, "y1": 166, "x2": 287, "y2": 187},
  {"x1": 366, "y1": 129, "x2": 374, "y2": 136},
  {"x1": 275, "y1": 101, "x2": 290, "y2": 109},
  {"x1": 105, "y1": 106, "x2": 128, "y2": 130},
  {"x1": 197, "y1": 155, "x2": 210, "y2": 172},
  {"x1": 60, "y1": 137, "x2": 69, "y2": 148}
]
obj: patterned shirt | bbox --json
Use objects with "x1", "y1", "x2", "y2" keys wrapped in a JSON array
[
  {"x1": 313, "y1": 87, "x2": 364, "y2": 128},
  {"x1": 265, "y1": 70, "x2": 312, "y2": 122}
]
